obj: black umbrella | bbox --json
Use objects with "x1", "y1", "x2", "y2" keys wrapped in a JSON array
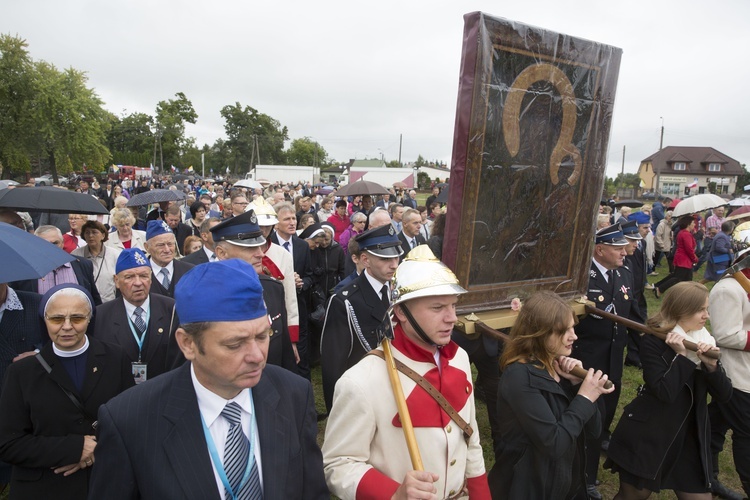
[
  {"x1": 436, "y1": 182, "x2": 449, "y2": 188},
  {"x1": 613, "y1": 199, "x2": 644, "y2": 209},
  {"x1": 336, "y1": 180, "x2": 389, "y2": 197},
  {"x1": 436, "y1": 185, "x2": 450, "y2": 204},
  {"x1": 0, "y1": 222, "x2": 75, "y2": 282},
  {"x1": 127, "y1": 189, "x2": 186, "y2": 207},
  {"x1": 0, "y1": 186, "x2": 108, "y2": 215}
]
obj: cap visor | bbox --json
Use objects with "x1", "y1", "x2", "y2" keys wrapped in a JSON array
[
  {"x1": 366, "y1": 245, "x2": 403, "y2": 258},
  {"x1": 602, "y1": 237, "x2": 630, "y2": 246},
  {"x1": 224, "y1": 236, "x2": 267, "y2": 247}
]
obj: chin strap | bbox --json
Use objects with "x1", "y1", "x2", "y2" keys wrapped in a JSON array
[{"x1": 399, "y1": 303, "x2": 439, "y2": 348}]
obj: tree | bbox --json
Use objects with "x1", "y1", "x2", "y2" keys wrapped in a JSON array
[
  {"x1": 614, "y1": 173, "x2": 641, "y2": 190},
  {"x1": 386, "y1": 160, "x2": 401, "y2": 168},
  {"x1": 155, "y1": 92, "x2": 198, "y2": 170},
  {"x1": 32, "y1": 62, "x2": 111, "y2": 180},
  {"x1": 0, "y1": 35, "x2": 37, "y2": 178},
  {"x1": 414, "y1": 155, "x2": 428, "y2": 168},
  {"x1": 286, "y1": 137, "x2": 327, "y2": 166},
  {"x1": 107, "y1": 111, "x2": 154, "y2": 166},
  {"x1": 220, "y1": 102, "x2": 288, "y2": 173},
  {"x1": 735, "y1": 164, "x2": 749, "y2": 195}
]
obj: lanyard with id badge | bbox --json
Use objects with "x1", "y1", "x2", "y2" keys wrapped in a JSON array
[{"x1": 128, "y1": 308, "x2": 150, "y2": 384}]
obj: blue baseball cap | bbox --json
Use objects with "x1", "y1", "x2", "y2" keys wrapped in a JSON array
[
  {"x1": 175, "y1": 259, "x2": 268, "y2": 324},
  {"x1": 595, "y1": 223, "x2": 629, "y2": 246},
  {"x1": 116, "y1": 248, "x2": 151, "y2": 274},
  {"x1": 146, "y1": 220, "x2": 173, "y2": 241},
  {"x1": 355, "y1": 224, "x2": 403, "y2": 258},
  {"x1": 210, "y1": 210, "x2": 266, "y2": 247}
]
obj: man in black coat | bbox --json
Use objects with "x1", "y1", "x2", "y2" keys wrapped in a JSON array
[
  {"x1": 94, "y1": 248, "x2": 184, "y2": 383},
  {"x1": 622, "y1": 218, "x2": 649, "y2": 368},
  {"x1": 320, "y1": 224, "x2": 402, "y2": 412},
  {"x1": 164, "y1": 205, "x2": 192, "y2": 255},
  {"x1": 143, "y1": 220, "x2": 194, "y2": 298},
  {"x1": 572, "y1": 223, "x2": 634, "y2": 499},
  {"x1": 211, "y1": 211, "x2": 297, "y2": 373},
  {"x1": 181, "y1": 217, "x2": 221, "y2": 266},
  {"x1": 397, "y1": 208, "x2": 427, "y2": 261},
  {"x1": 9, "y1": 226, "x2": 102, "y2": 305}
]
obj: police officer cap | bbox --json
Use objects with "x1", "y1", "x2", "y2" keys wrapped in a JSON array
[
  {"x1": 621, "y1": 220, "x2": 642, "y2": 240},
  {"x1": 175, "y1": 259, "x2": 268, "y2": 324},
  {"x1": 210, "y1": 210, "x2": 266, "y2": 247},
  {"x1": 116, "y1": 248, "x2": 150, "y2": 274},
  {"x1": 146, "y1": 220, "x2": 172, "y2": 241},
  {"x1": 354, "y1": 224, "x2": 404, "y2": 258},
  {"x1": 595, "y1": 223, "x2": 629, "y2": 246}
]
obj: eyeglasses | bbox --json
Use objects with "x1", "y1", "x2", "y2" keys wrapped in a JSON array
[{"x1": 45, "y1": 314, "x2": 89, "y2": 325}]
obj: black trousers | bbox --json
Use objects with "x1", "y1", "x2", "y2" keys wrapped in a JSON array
[
  {"x1": 655, "y1": 265, "x2": 693, "y2": 294},
  {"x1": 585, "y1": 382, "x2": 622, "y2": 486},
  {"x1": 709, "y1": 389, "x2": 750, "y2": 496}
]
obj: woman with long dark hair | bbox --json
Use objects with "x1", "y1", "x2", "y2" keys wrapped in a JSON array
[
  {"x1": 606, "y1": 282, "x2": 732, "y2": 499},
  {"x1": 488, "y1": 291, "x2": 613, "y2": 499}
]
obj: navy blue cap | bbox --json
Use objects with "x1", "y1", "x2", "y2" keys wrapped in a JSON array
[
  {"x1": 210, "y1": 210, "x2": 266, "y2": 247},
  {"x1": 146, "y1": 220, "x2": 173, "y2": 241},
  {"x1": 595, "y1": 223, "x2": 629, "y2": 246},
  {"x1": 116, "y1": 248, "x2": 150, "y2": 274},
  {"x1": 354, "y1": 224, "x2": 403, "y2": 258},
  {"x1": 621, "y1": 220, "x2": 642, "y2": 240},
  {"x1": 175, "y1": 259, "x2": 268, "y2": 324}
]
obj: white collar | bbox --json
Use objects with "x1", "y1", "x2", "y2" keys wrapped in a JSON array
[
  {"x1": 123, "y1": 296, "x2": 151, "y2": 318},
  {"x1": 364, "y1": 269, "x2": 388, "y2": 298},
  {"x1": 592, "y1": 258, "x2": 612, "y2": 281},
  {"x1": 1, "y1": 287, "x2": 23, "y2": 312},
  {"x1": 53, "y1": 335, "x2": 90, "y2": 358},
  {"x1": 202, "y1": 245, "x2": 216, "y2": 261},
  {"x1": 190, "y1": 363, "x2": 253, "y2": 426},
  {"x1": 150, "y1": 259, "x2": 174, "y2": 276}
]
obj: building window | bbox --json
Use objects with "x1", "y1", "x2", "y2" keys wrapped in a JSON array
[
  {"x1": 673, "y1": 162, "x2": 686, "y2": 171},
  {"x1": 708, "y1": 163, "x2": 721, "y2": 172},
  {"x1": 661, "y1": 182, "x2": 681, "y2": 196}
]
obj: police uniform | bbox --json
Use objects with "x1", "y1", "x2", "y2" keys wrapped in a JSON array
[
  {"x1": 320, "y1": 224, "x2": 403, "y2": 412},
  {"x1": 572, "y1": 223, "x2": 634, "y2": 495},
  {"x1": 622, "y1": 218, "x2": 648, "y2": 367},
  {"x1": 211, "y1": 210, "x2": 297, "y2": 374}
]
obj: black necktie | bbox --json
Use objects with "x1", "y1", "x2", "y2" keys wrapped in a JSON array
[{"x1": 381, "y1": 284, "x2": 390, "y2": 309}]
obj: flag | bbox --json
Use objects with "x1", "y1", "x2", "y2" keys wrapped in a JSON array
[
  {"x1": 150, "y1": 163, "x2": 154, "y2": 169},
  {"x1": 170, "y1": 165, "x2": 177, "y2": 172},
  {"x1": 111, "y1": 164, "x2": 120, "y2": 172},
  {"x1": 687, "y1": 178, "x2": 698, "y2": 189},
  {"x1": 187, "y1": 166, "x2": 194, "y2": 173}
]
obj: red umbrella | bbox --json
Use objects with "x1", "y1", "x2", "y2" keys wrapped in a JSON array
[
  {"x1": 726, "y1": 205, "x2": 750, "y2": 222},
  {"x1": 668, "y1": 198, "x2": 681, "y2": 209}
]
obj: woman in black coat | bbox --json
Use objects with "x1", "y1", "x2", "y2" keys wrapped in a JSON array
[
  {"x1": 488, "y1": 291, "x2": 614, "y2": 499},
  {"x1": 0, "y1": 284, "x2": 135, "y2": 500},
  {"x1": 606, "y1": 281, "x2": 732, "y2": 499}
]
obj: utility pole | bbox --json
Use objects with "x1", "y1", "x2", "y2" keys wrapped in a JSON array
[
  {"x1": 398, "y1": 134, "x2": 403, "y2": 167},
  {"x1": 621, "y1": 145, "x2": 626, "y2": 175},
  {"x1": 655, "y1": 117, "x2": 664, "y2": 196}
]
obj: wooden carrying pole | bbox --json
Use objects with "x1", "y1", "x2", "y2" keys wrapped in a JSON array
[
  {"x1": 583, "y1": 305, "x2": 720, "y2": 360},
  {"x1": 474, "y1": 321, "x2": 614, "y2": 389},
  {"x1": 381, "y1": 338, "x2": 424, "y2": 471}
]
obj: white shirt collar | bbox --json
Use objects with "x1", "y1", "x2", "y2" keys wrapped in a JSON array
[
  {"x1": 1, "y1": 287, "x2": 23, "y2": 312},
  {"x1": 202, "y1": 245, "x2": 216, "y2": 261},
  {"x1": 190, "y1": 363, "x2": 253, "y2": 426},
  {"x1": 592, "y1": 258, "x2": 611, "y2": 282},
  {"x1": 123, "y1": 296, "x2": 151, "y2": 318},
  {"x1": 364, "y1": 269, "x2": 388, "y2": 298},
  {"x1": 150, "y1": 259, "x2": 174, "y2": 277}
]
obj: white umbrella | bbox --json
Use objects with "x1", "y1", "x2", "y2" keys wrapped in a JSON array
[
  {"x1": 672, "y1": 193, "x2": 727, "y2": 217},
  {"x1": 234, "y1": 179, "x2": 264, "y2": 190},
  {"x1": 728, "y1": 198, "x2": 750, "y2": 207}
]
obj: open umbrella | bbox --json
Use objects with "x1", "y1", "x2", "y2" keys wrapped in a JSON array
[
  {"x1": 671, "y1": 193, "x2": 726, "y2": 218},
  {"x1": 436, "y1": 185, "x2": 450, "y2": 204},
  {"x1": 614, "y1": 199, "x2": 644, "y2": 209},
  {"x1": 335, "y1": 180, "x2": 389, "y2": 197},
  {"x1": 726, "y1": 205, "x2": 750, "y2": 222},
  {"x1": 0, "y1": 186, "x2": 108, "y2": 215},
  {"x1": 233, "y1": 179, "x2": 264, "y2": 190},
  {"x1": 0, "y1": 180, "x2": 20, "y2": 190},
  {"x1": 668, "y1": 198, "x2": 681, "y2": 210},
  {"x1": 728, "y1": 198, "x2": 750, "y2": 207},
  {"x1": 0, "y1": 222, "x2": 75, "y2": 282},
  {"x1": 126, "y1": 189, "x2": 186, "y2": 207},
  {"x1": 393, "y1": 181, "x2": 408, "y2": 190},
  {"x1": 315, "y1": 186, "x2": 334, "y2": 195}
]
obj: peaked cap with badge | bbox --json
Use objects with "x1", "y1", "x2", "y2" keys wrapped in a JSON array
[
  {"x1": 354, "y1": 224, "x2": 404, "y2": 258},
  {"x1": 210, "y1": 209, "x2": 266, "y2": 247}
]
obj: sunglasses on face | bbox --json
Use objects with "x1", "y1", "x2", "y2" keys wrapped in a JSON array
[{"x1": 45, "y1": 314, "x2": 89, "y2": 325}]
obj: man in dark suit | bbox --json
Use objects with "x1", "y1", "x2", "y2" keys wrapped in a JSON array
[
  {"x1": 622, "y1": 218, "x2": 648, "y2": 369},
  {"x1": 397, "y1": 208, "x2": 427, "y2": 261},
  {"x1": 182, "y1": 217, "x2": 221, "y2": 266},
  {"x1": 143, "y1": 220, "x2": 194, "y2": 298},
  {"x1": 0, "y1": 284, "x2": 44, "y2": 391},
  {"x1": 572, "y1": 223, "x2": 634, "y2": 500},
  {"x1": 94, "y1": 249, "x2": 183, "y2": 383},
  {"x1": 211, "y1": 211, "x2": 297, "y2": 373},
  {"x1": 320, "y1": 224, "x2": 402, "y2": 412},
  {"x1": 165, "y1": 205, "x2": 192, "y2": 255},
  {"x1": 271, "y1": 203, "x2": 314, "y2": 378},
  {"x1": 88, "y1": 259, "x2": 328, "y2": 499},
  {"x1": 9, "y1": 226, "x2": 102, "y2": 305}
]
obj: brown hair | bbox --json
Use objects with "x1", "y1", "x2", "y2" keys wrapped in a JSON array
[
  {"x1": 500, "y1": 291, "x2": 577, "y2": 374},
  {"x1": 81, "y1": 220, "x2": 109, "y2": 242},
  {"x1": 647, "y1": 281, "x2": 708, "y2": 334}
]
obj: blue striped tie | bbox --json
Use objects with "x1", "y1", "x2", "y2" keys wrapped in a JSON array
[
  {"x1": 221, "y1": 403, "x2": 262, "y2": 499},
  {"x1": 132, "y1": 307, "x2": 146, "y2": 334}
]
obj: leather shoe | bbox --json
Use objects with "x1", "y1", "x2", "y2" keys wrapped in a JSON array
[
  {"x1": 586, "y1": 484, "x2": 603, "y2": 500},
  {"x1": 711, "y1": 477, "x2": 744, "y2": 500}
]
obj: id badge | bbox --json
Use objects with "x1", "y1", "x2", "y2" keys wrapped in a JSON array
[{"x1": 132, "y1": 362, "x2": 147, "y2": 384}]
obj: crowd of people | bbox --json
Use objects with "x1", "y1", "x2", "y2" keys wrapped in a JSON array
[{"x1": 0, "y1": 175, "x2": 749, "y2": 499}]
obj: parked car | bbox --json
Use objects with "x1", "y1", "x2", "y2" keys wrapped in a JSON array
[{"x1": 34, "y1": 174, "x2": 68, "y2": 186}]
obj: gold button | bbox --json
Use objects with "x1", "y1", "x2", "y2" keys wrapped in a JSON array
[
  {"x1": 450, "y1": 459, "x2": 456, "y2": 466},
  {"x1": 446, "y1": 425, "x2": 452, "y2": 433},
  {"x1": 269, "y1": 331, "x2": 274, "y2": 337}
]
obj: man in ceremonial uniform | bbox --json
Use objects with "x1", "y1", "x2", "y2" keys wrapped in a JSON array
[
  {"x1": 88, "y1": 259, "x2": 328, "y2": 499},
  {"x1": 210, "y1": 210, "x2": 297, "y2": 372},
  {"x1": 144, "y1": 220, "x2": 194, "y2": 298},
  {"x1": 708, "y1": 231, "x2": 750, "y2": 499},
  {"x1": 320, "y1": 224, "x2": 403, "y2": 412},
  {"x1": 622, "y1": 218, "x2": 648, "y2": 368},
  {"x1": 322, "y1": 246, "x2": 491, "y2": 499},
  {"x1": 95, "y1": 248, "x2": 183, "y2": 383},
  {"x1": 572, "y1": 223, "x2": 634, "y2": 499}
]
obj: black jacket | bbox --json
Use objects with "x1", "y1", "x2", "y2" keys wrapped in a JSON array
[
  {"x1": 488, "y1": 362, "x2": 600, "y2": 499},
  {"x1": 311, "y1": 242, "x2": 345, "y2": 296},
  {"x1": 607, "y1": 334, "x2": 732, "y2": 486},
  {"x1": 259, "y1": 275, "x2": 298, "y2": 374}
]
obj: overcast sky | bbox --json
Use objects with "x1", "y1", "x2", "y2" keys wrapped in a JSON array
[{"x1": 3, "y1": 0, "x2": 749, "y2": 178}]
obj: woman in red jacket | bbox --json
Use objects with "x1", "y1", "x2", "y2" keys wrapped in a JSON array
[{"x1": 654, "y1": 215, "x2": 698, "y2": 298}]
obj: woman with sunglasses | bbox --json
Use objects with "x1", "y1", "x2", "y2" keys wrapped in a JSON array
[{"x1": 0, "y1": 284, "x2": 134, "y2": 500}]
